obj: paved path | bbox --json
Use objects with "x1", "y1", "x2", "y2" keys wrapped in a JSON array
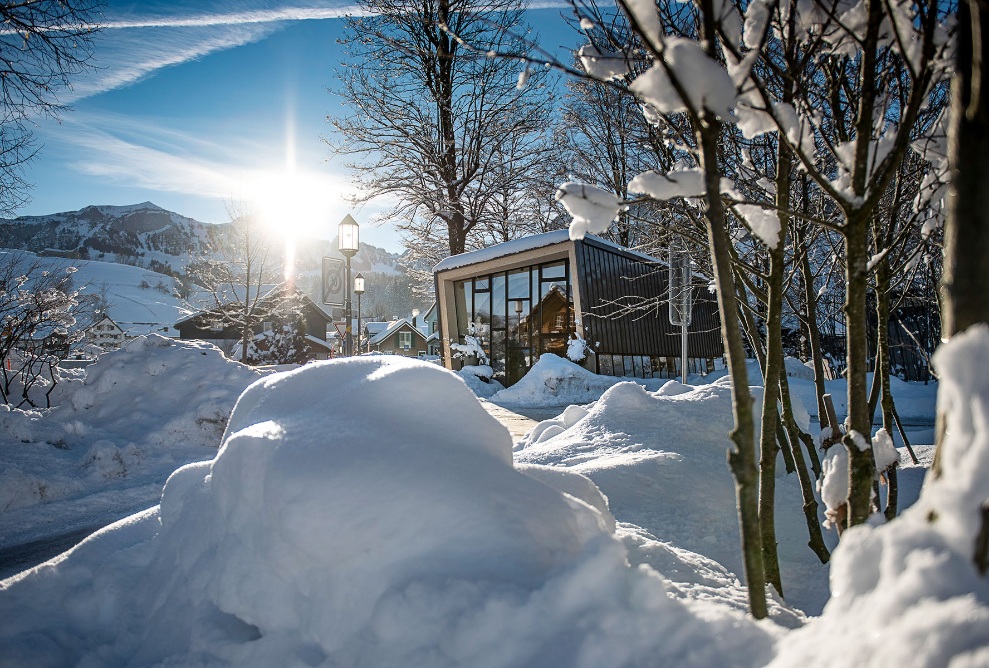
[{"x1": 480, "y1": 401, "x2": 566, "y2": 442}]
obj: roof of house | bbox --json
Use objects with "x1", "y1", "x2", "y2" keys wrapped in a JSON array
[
  {"x1": 86, "y1": 314, "x2": 122, "y2": 331},
  {"x1": 367, "y1": 318, "x2": 428, "y2": 346},
  {"x1": 174, "y1": 289, "x2": 331, "y2": 328},
  {"x1": 432, "y1": 230, "x2": 711, "y2": 280},
  {"x1": 304, "y1": 335, "x2": 333, "y2": 352},
  {"x1": 364, "y1": 322, "x2": 391, "y2": 336}
]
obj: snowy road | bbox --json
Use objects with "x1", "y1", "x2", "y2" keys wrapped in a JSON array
[{"x1": 0, "y1": 524, "x2": 104, "y2": 580}]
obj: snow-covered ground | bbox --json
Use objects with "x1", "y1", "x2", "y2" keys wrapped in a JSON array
[
  {"x1": 0, "y1": 249, "x2": 194, "y2": 338},
  {"x1": 0, "y1": 336, "x2": 985, "y2": 667}
]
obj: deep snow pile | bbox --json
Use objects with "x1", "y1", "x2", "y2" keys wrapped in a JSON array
[
  {"x1": 0, "y1": 357, "x2": 779, "y2": 667},
  {"x1": 490, "y1": 353, "x2": 664, "y2": 405},
  {"x1": 769, "y1": 326, "x2": 989, "y2": 667},
  {"x1": 0, "y1": 335, "x2": 260, "y2": 548},
  {"x1": 515, "y1": 377, "x2": 838, "y2": 616}
]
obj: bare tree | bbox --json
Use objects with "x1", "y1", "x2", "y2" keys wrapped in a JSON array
[
  {"x1": 0, "y1": 251, "x2": 85, "y2": 407},
  {"x1": 327, "y1": 0, "x2": 554, "y2": 257},
  {"x1": 187, "y1": 204, "x2": 292, "y2": 363},
  {"x1": 0, "y1": 1, "x2": 102, "y2": 214}
]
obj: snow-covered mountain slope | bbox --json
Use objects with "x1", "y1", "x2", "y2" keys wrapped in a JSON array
[
  {"x1": 0, "y1": 249, "x2": 193, "y2": 337},
  {"x1": 0, "y1": 202, "x2": 406, "y2": 279}
]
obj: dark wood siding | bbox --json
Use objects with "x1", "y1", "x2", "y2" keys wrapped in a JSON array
[{"x1": 574, "y1": 239, "x2": 723, "y2": 358}]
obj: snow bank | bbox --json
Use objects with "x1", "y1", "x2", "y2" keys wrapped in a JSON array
[
  {"x1": 515, "y1": 377, "x2": 837, "y2": 616},
  {"x1": 457, "y1": 365, "x2": 503, "y2": 398},
  {"x1": 491, "y1": 353, "x2": 660, "y2": 406},
  {"x1": 0, "y1": 335, "x2": 260, "y2": 546},
  {"x1": 0, "y1": 356, "x2": 778, "y2": 667},
  {"x1": 771, "y1": 325, "x2": 989, "y2": 667}
]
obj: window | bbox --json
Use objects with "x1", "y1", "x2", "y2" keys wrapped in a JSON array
[{"x1": 399, "y1": 331, "x2": 412, "y2": 349}]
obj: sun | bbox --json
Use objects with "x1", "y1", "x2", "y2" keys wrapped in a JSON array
[{"x1": 249, "y1": 168, "x2": 336, "y2": 241}]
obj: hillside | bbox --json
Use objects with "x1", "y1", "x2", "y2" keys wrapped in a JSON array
[
  {"x1": 0, "y1": 203, "x2": 424, "y2": 334},
  {"x1": 0, "y1": 202, "x2": 406, "y2": 280},
  {"x1": 0, "y1": 250, "x2": 192, "y2": 338}
]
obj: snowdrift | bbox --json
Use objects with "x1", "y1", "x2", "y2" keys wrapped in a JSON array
[
  {"x1": 770, "y1": 326, "x2": 989, "y2": 667},
  {"x1": 515, "y1": 377, "x2": 836, "y2": 615},
  {"x1": 0, "y1": 335, "x2": 260, "y2": 546},
  {"x1": 0, "y1": 356, "x2": 776, "y2": 667},
  {"x1": 491, "y1": 353, "x2": 663, "y2": 406}
]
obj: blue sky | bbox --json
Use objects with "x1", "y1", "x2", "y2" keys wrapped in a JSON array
[{"x1": 21, "y1": 1, "x2": 578, "y2": 252}]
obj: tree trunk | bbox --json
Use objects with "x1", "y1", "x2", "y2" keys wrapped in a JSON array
[
  {"x1": 843, "y1": 211, "x2": 877, "y2": 527},
  {"x1": 796, "y1": 222, "x2": 828, "y2": 444},
  {"x1": 874, "y1": 263, "x2": 899, "y2": 517},
  {"x1": 943, "y1": 0, "x2": 989, "y2": 339},
  {"x1": 935, "y1": 0, "x2": 989, "y2": 482},
  {"x1": 778, "y1": 348, "x2": 831, "y2": 562},
  {"x1": 698, "y1": 118, "x2": 767, "y2": 619},
  {"x1": 756, "y1": 132, "x2": 794, "y2": 596}
]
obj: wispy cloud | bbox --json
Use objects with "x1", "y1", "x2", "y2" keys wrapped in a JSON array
[
  {"x1": 44, "y1": 111, "x2": 354, "y2": 214},
  {"x1": 101, "y1": 6, "x2": 362, "y2": 30},
  {"x1": 67, "y1": 2, "x2": 365, "y2": 101}
]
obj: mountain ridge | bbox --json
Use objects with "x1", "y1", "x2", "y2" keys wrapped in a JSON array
[{"x1": 0, "y1": 202, "x2": 405, "y2": 279}]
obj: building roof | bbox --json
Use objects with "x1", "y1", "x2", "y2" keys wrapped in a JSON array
[
  {"x1": 85, "y1": 314, "x2": 123, "y2": 331},
  {"x1": 174, "y1": 289, "x2": 331, "y2": 328},
  {"x1": 433, "y1": 230, "x2": 571, "y2": 272},
  {"x1": 432, "y1": 230, "x2": 673, "y2": 273},
  {"x1": 367, "y1": 318, "x2": 428, "y2": 346},
  {"x1": 364, "y1": 322, "x2": 391, "y2": 337},
  {"x1": 304, "y1": 335, "x2": 333, "y2": 352}
]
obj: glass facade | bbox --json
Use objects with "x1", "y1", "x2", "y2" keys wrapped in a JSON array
[{"x1": 453, "y1": 260, "x2": 575, "y2": 385}]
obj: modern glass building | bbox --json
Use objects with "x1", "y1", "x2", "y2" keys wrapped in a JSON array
[{"x1": 434, "y1": 231, "x2": 724, "y2": 386}]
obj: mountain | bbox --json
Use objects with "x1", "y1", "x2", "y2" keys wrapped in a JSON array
[{"x1": 0, "y1": 202, "x2": 406, "y2": 279}]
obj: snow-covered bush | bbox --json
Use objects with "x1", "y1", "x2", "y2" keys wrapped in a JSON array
[{"x1": 566, "y1": 332, "x2": 590, "y2": 365}]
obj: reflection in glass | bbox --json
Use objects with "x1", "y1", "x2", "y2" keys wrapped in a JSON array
[
  {"x1": 508, "y1": 268, "x2": 530, "y2": 299},
  {"x1": 491, "y1": 273, "x2": 506, "y2": 329},
  {"x1": 451, "y1": 259, "x2": 574, "y2": 386},
  {"x1": 490, "y1": 329, "x2": 507, "y2": 381}
]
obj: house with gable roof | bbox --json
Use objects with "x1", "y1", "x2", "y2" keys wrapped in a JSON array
[{"x1": 364, "y1": 318, "x2": 429, "y2": 357}]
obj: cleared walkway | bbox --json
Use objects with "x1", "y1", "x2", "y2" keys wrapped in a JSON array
[{"x1": 480, "y1": 401, "x2": 567, "y2": 442}]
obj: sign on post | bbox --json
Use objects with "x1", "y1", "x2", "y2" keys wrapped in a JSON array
[
  {"x1": 322, "y1": 257, "x2": 346, "y2": 307},
  {"x1": 669, "y1": 244, "x2": 692, "y2": 383}
]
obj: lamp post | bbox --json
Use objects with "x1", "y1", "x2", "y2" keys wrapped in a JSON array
[
  {"x1": 354, "y1": 272, "x2": 365, "y2": 355},
  {"x1": 338, "y1": 215, "x2": 360, "y2": 356}
]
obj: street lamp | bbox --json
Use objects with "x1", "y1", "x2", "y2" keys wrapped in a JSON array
[
  {"x1": 338, "y1": 214, "x2": 360, "y2": 356},
  {"x1": 354, "y1": 272, "x2": 365, "y2": 354}
]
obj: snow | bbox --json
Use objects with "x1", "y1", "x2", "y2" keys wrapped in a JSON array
[
  {"x1": 0, "y1": 324, "x2": 976, "y2": 666},
  {"x1": 490, "y1": 353, "x2": 663, "y2": 406},
  {"x1": 628, "y1": 168, "x2": 706, "y2": 200},
  {"x1": 0, "y1": 249, "x2": 191, "y2": 338},
  {"x1": 770, "y1": 325, "x2": 989, "y2": 666},
  {"x1": 736, "y1": 203, "x2": 782, "y2": 248},
  {"x1": 0, "y1": 356, "x2": 778, "y2": 667},
  {"x1": 0, "y1": 335, "x2": 260, "y2": 550},
  {"x1": 556, "y1": 183, "x2": 625, "y2": 240},
  {"x1": 578, "y1": 44, "x2": 629, "y2": 81},
  {"x1": 433, "y1": 229, "x2": 570, "y2": 272},
  {"x1": 629, "y1": 37, "x2": 737, "y2": 119}
]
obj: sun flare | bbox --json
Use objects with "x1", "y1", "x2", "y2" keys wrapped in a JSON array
[{"x1": 250, "y1": 168, "x2": 335, "y2": 241}]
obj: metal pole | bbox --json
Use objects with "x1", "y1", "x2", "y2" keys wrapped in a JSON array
[
  {"x1": 344, "y1": 256, "x2": 352, "y2": 356},
  {"x1": 356, "y1": 292, "x2": 362, "y2": 354},
  {"x1": 681, "y1": 322, "x2": 688, "y2": 384}
]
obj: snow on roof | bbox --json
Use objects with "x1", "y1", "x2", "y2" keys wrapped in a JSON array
[
  {"x1": 305, "y1": 334, "x2": 332, "y2": 351},
  {"x1": 364, "y1": 321, "x2": 390, "y2": 335},
  {"x1": 432, "y1": 230, "x2": 670, "y2": 273},
  {"x1": 367, "y1": 318, "x2": 427, "y2": 346},
  {"x1": 433, "y1": 230, "x2": 570, "y2": 272}
]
